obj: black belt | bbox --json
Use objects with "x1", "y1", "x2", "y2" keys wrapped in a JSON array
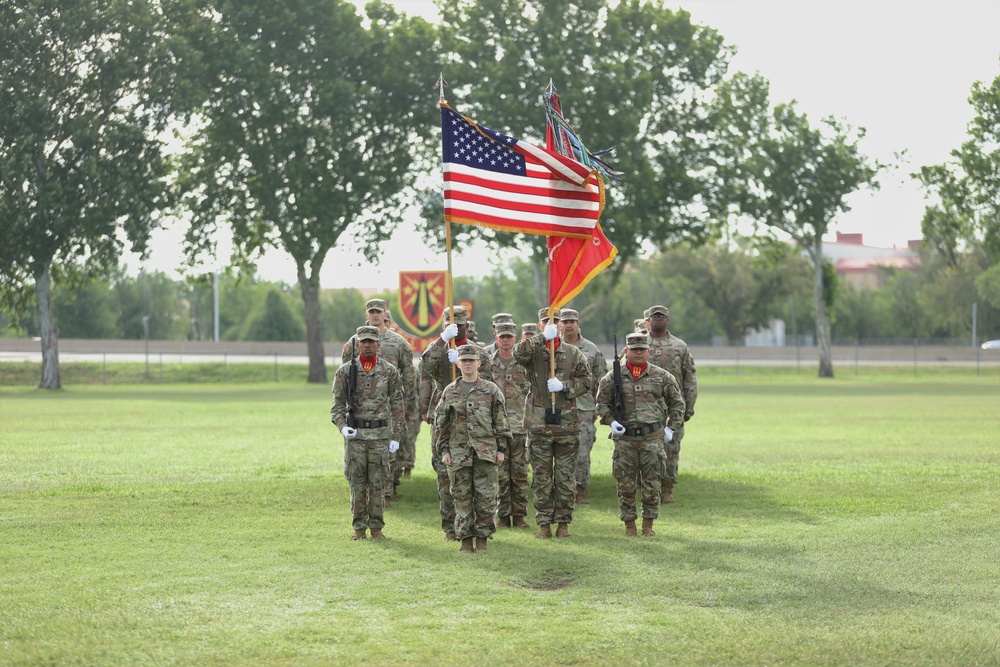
[
  {"x1": 623, "y1": 421, "x2": 663, "y2": 437},
  {"x1": 355, "y1": 418, "x2": 388, "y2": 429}
]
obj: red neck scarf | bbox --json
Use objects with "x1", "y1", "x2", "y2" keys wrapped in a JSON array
[
  {"x1": 360, "y1": 354, "x2": 377, "y2": 372},
  {"x1": 626, "y1": 361, "x2": 646, "y2": 379},
  {"x1": 546, "y1": 337, "x2": 562, "y2": 352},
  {"x1": 454, "y1": 338, "x2": 468, "y2": 347}
]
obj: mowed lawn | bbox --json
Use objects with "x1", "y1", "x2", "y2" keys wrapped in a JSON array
[{"x1": 1, "y1": 371, "x2": 998, "y2": 666}]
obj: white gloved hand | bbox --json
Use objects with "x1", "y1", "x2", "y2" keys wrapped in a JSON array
[
  {"x1": 547, "y1": 377, "x2": 564, "y2": 393},
  {"x1": 664, "y1": 426, "x2": 674, "y2": 442},
  {"x1": 543, "y1": 323, "x2": 559, "y2": 341},
  {"x1": 341, "y1": 426, "x2": 357, "y2": 439},
  {"x1": 440, "y1": 323, "x2": 459, "y2": 342},
  {"x1": 610, "y1": 420, "x2": 626, "y2": 435},
  {"x1": 448, "y1": 348, "x2": 460, "y2": 364},
  {"x1": 389, "y1": 440, "x2": 400, "y2": 453}
]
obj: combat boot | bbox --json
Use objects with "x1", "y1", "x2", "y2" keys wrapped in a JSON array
[
  {"x1": 370, "y1": 528, "x2": 386, "y2": 540},
  {"x1": 403, "y1": 468, "x2": 412, "y2": 478},
  {"x1": 384, "y1": 497, "x2": 393, "y2": 509},
  {"x1": 475, "y1": 537, "x2": 488, "y2": 553},
  {"x1": 661, "y1": 480, "x2": 675, "y2": 504},
  {"x1": 445, "y1": 530, "x2": 457, "y2": 541},
  {"x1": 641, "y1": 518, "x2": 656, "y2": 537},
  {"x1": 496, "y1": 515, "x2": 511, "y2": 528},
  {"x1": 555, "y1": 522, "x2": 572, "y2": 538},
  {"x1": 575, "y1": 486, "x2": 589, "y2": 505},
  {"x1": 350, "y1": 529, "x2": 367, "y2": 541},
  {"x1": 535, "y1": 524, "x2": 553, "y2": 539},
  {"x1": 624, "y1": 520, "x2": 637, "y2": 537},
  {"x1": 459, "y1": 537, "x2": 475, "y2": 554},
  {"x1": 512, "y1": 516, "x2": 530, "y2": 529}
]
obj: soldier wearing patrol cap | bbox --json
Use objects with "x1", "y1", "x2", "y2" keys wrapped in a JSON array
[
  {"x1": 467, "y1": 319, "x2": 480, "y2": 344},
  {"x1": 596, "y1": 331, "x2": 684, "y2": 537},
  {"x1": 643, "y1": 305, "x2": 698, "y2": 504},
  {"x1": 342, "y1": 298, "x2": 417, "y2": 504},
  {"x1": 521, "y1": 323, "x2": 539, "y2": 341},
  {"x1": 420, "y1": 305, "x2": 494, "y2": 540},
  {"x1": 436, "y1": 344, "x2": 512, "y2": 553},
  {"x1": 557, "y1": 308, "x2": 606, "y2": 505},
  {"x1": 482, "y1": 312, "x2": 515, "y2": 355},
  {"x1": 489, "y1": 322, "x2": 531, "y2": 529},
  {"x1": 634, "y1": 318, "x2": 648, "y2": 335},
  {"x1": 331, "y1": 326, "x2": 406, "y2": 540},
  {"x1": 537, "y1": 307, "x2": 561, "y2": 328}
]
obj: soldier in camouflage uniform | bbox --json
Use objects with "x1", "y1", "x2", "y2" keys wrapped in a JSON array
[
  {"x1": 331, "y1": 326, "x2": 406, "y2": 540},
  {"x1": 521, "y1": 322, "x2": 539, "y2": 340},
  {"x1": 386, "y1": 308, "x2": 420, "y2": 478},
  {"x1": 489, "y1": 322, "x2": 531, "y2": 529},
  {"x1": 558, "y1": 308, "x2": 607, "y2": 505},
  {"x1": 342, "y1": 299, "x2": 417, "y2": 504},
  {"x1": 596, "y1": 332, "x2": 684, "y2": 537},
  {"x1": 420, "y1": 305, "x2": 494, "y2": 540},
  {"x1": 436, "y1": 344, "x2": 512, "y2": 553},
  {"x1": 513, "y1": 314, "x2": 593, "y2": 539},
  {"x1": 634, "y1": 318, "x2": 648, "y2": 335},
  {"x1": 481, "y1": 312, "x2": 514, "y2": 355},
  {"x1": 643, "y1": 305, "x2": 698, "y2": 503}
]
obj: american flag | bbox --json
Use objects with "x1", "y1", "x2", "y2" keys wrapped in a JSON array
[{"x1": 441, "y1": 104, "x2": 604, "y2": 238}]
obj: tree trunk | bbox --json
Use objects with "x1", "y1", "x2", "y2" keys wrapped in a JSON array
[
  {"x1": 35, "y1": 263, "x2": 61, "y2": 390},
  {"x1": 298, "y1": 268, "x2": 328, "y2": 384},
  {"x1": 811, "y1": 237, "x2": 834, "y2": 378}
]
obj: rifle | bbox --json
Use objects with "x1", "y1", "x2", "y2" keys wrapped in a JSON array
[
  {"x1": 347, "y1": 337, "x2": 358, "y2": 429},
  {"x1": 612, "y1": 333, "x2": 625, "y2": 426}
]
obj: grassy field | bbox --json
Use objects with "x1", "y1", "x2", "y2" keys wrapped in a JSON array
[{"x1": 1, "y1": 371, "x2": 999, "y2": 666}]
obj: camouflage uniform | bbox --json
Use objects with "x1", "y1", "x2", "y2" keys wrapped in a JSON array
[
  {"x1": 420, "y1": 306, "x2": 494, "y2": 537},
  {"x1": 644, "y1": 305, "x2": 698, "y2": 488},
  {"x1": 481, "y1": 313, "x2": 514, "y2": 356},
  {"x1": 520, "y1": 323, "x2": 539, "y2": 341},
  {"x1": 559, "y1": 309, "x2": 607, "y2": 498},
  {"x1": 331, "y1": 328, "x2": 405, "y2": 533},
  {"x1": 596, "y1": 334, "x2": 684, "y2": 524},
  {"x1": 400, "y1": 359, "x2": 421, "y2": 474},
  {"x1": 489, "y1": 323, "x2": 531, "y2": 523},
  {"x1": 435, "y1": 364, "x2": 512, "y2": 541},
  {"x1": 512, "y1": 330, "x2": 593, "y2": 528}
]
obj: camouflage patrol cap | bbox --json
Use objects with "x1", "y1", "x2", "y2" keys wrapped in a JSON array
[
  {"x1": 495, "y1": 323, "x2": 517, "y2": 337},
  {"x1": 491, "y1": 312, "x2": 514, "y2": 326},
  {"x1": 521, "y1": 323, "x2": 539, "y2": 334},
  {"x1": 634, "y1": 318, "x2": 646, "y2": 328},
  {"x1": 559, "y1": 308, "x2": 580, "y2": 322},
  {"x1": 366, "y1": 298, "x2": 387, "y2": 312},
  {"x1": 356, "y1": 325, "x2": 380, "y2": 341},
  {"x1": 467, "y1": 320, "x2": 477, "y2": 332},
  {"x1": 537, "y1": 307, "x2": 561, "y2": 322},
  {"x1": 646, "y1": 305, "x2": 670, "y2": 317},
  {"x1": 441, "y1": 305, "x2": 469, "y2": 325},
  {"x1": 625, "y1": 332, "x2": 650, "y2": 349},
  {"x1": 456, "y1": 343, "x2": 481, "y2": 360}
]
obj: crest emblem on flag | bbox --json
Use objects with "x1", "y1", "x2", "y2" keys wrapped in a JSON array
[{"x1": 397, "y1": 271, "x2": 447, "y2": 337}]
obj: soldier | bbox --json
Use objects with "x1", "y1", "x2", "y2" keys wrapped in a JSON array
[
  {"x1": 482, "y1": 312, "x2": 515, "y2": 355},
  {"x1": 521, "y1": 323, "x2": 539, "y2": 341},
  {"x1": 596, "y1": 332, "x2": 684, "y2": 537},
  {"x1": 342, "y1": 299, "x2": 417, "y2": 504},
  {"x1": 634, "y1": 318, "x2": 648, "y2": 335},
  {"x1": 420, "y1": 305, "x2": 494, "y2": 540},
  {"x1": 513, "y1": 314, "x2": 593, "y2": 539},
  {"x1": 331, "y1": 326, "x2": 405, "y2": 540},
  {"x1": 558, "y1": 308, "x2": 606, "y2": 505},
  {"x1": 489, "y1": 322, "x2": 531, "y2": 529},
  {"x1": 436, "y1": 344, "x2": 512, "y2": 553},
  {"x1": 537, "y1": 307, "x2": 560, "y2": 329},
  {"x1": 386, "y1": 308, "x2": 420, "y2": 478},
  {"x1": 467, "y1": 320, "x2": 479, "y2": 343},
  {"x1": 643, "y1": 305, "x2": 698, "y2": 504}
]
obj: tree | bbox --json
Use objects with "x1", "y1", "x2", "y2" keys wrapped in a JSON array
[
  {"x1": 176, "y1": 0, "x2": 438, "y2": 383},
  {"x1": 0, "y1": 0, "x2": 179, "y2": 388},
  {"x1": 243, "y1": 290, "x2": 305, "y2": 341},
  {"x1": 735, "y1": 103, "x2": 880, "y2": 377}
]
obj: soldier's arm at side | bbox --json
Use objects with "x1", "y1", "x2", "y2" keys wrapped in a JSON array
[
  {"x1": 591, "y1": 348, "x2": 607, "y2": 400},
  {"x1": 330, "y1": 366, "x2": 348, "y2": 429},
  {"x1": 433, "y1": 390, "x2": 453, "y2": 456},
  {"x1": 389, "y1": 368, "x2": 406, "y2": 443},
  {"x1": 665, "y1": 374, "x2": 686, "y2": 432},
  {"x1": 683, "y1": 349, "x2": 697, "y2": 419},
  {"x1": 594, "y1": 373, "x2": 614, "y2": 425}
]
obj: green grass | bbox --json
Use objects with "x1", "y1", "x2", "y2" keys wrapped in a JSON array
[{"x1": 1, "y1": 374, "x2": 999, "y2": 666}]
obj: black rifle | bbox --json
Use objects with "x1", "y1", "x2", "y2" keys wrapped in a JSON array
[
  {"x1": 347, "y1": 337, "x2": 358, "y2": 429},
  {"x1": 612, "y1": 333, "x2": 625, "y2": 426}
]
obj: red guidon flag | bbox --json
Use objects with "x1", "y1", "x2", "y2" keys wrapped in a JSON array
[
  {"x1": 441, "y1": 103, "x2": 604, "y2": 239},
  {"x1": 397, "y1": 271, "x2": 447, "y2": 338}
]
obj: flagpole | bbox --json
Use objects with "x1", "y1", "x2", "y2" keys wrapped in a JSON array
[{"x1": 439, "y1": 73, "x2": 456, "y2": 382}]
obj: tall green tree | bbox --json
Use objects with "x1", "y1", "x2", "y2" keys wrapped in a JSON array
[
  {"x1": 0, "y1": 0, "x2": 180, "y2": 388},
  {"x1": 177, "y1": 0, "x2": 438, "y2": 382}
]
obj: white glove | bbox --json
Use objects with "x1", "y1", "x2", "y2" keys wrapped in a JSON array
[
  {"x1": 543, "y1": 323, "x2": 559, "y2": 341},
  {"x1": 610, "y1": 420, "x2": 626, "y2": 435},
  {"x1": 341, "y1": 426, "x2": 357, "y2": 439},
  {"x1": 389, "y1": 440, "x2": 400, "y2": 453},
  {"x1": 448, "y1": 348, "x2": 460, "y2": 364},
  {"x1": 547, "y1": 377, "x2": 564, "y2": 393},
  {"x1": 664, "y1": 426, "x2": 674, "y2": 442},
  {"x1": 440, "y1": 323, "x2": 459, "y2": 342}
]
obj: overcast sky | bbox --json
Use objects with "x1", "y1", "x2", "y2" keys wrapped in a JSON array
[{"x1": 138, "y1": 0, "x2": 1000, "y2": 290}]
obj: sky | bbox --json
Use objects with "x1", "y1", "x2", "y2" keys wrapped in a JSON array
[{"x1": 135, "y1": 0, "x2": 1000, "y2": 291}]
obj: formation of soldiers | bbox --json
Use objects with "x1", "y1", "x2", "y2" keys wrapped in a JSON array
[{"x1": 330, "y1": 298, "x2": 698, "y2": 552}]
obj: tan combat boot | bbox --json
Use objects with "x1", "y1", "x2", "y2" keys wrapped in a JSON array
[
  {"x1": 624, "y1": 520, "x2": 637, "y2": 537},
  {"x1": 641, "y1": 518, "x2": 656, "y2": 537},
  {"x1": 475, "y1": 537, "x2": 488, "y2": 553},
  {"x1": 575, "y1": 486, "x2": 589, "y2": 505},
  {"x1": 384, "y1": 497, "x2": 393, "y2": 509},
  {"x1": 403, "y1": 468, "x2": 412, "y2": 478},
  {"x1": 555, "y1": 522, "x2": 572, "y2": 538},
  {"x1": 370, "y1": 528, "x2": 386, "y2": 540},
  {"x1": 496, "y1": 515, "x2": 511, "y2": 528},
  {"x1": 459, "y1": 537, "x2": 475, "y2": 553},
  {"x1": 661, "y1": 480, "x2": 675, "y2": 504},
  {"x1": 350, "y1": 529, "x2": 367, "y2": 540},
  {"x1": 445, "y1": 530, "x2": 457, "y2": 541},
  {"x1": 512, "y1": 516, "x2": 530, "y2": 529},
  {"x1": 536, "y1": 524, "x2": 553, "y2": 539}
]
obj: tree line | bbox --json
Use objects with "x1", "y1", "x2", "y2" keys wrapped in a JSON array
[{"x1": 2, "y1": 0, "x2": 997, "y2": 387}]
